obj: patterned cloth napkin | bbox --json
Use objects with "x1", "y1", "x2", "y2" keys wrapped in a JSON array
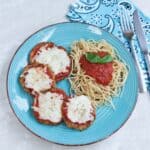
[{"x1": 67, "y1": 0, "x2": 150, "y2": 91}]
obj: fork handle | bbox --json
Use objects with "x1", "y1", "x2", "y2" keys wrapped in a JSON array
[{"x1": 129, "y1": 40, "x2": 147, "y2": 93}]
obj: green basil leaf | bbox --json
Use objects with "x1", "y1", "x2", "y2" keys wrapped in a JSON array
[{"x1": 85, "y1": 53, "x2": 113, "y2": 64}]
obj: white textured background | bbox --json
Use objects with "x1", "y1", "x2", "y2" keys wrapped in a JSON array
[{"x1": 0, "y1": 0, "x2": 150, "y2": 150}]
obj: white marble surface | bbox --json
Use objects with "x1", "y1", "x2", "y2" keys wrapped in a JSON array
[{"x1": 0, "y1": 0, "x2": 150, "y2": 150}]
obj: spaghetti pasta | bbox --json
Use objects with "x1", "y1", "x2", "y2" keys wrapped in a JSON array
[{"x1": 69, "y1": 40, "x2": 128, "y2": 108}]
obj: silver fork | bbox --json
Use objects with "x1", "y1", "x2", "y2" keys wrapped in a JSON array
[{"x1": 120, "y1": 8, "x2": 146, "y2": 93}]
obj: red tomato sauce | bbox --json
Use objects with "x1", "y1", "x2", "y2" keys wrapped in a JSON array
[{"x1": 79, "y1": 51, "x2": 113, "y2": 86}]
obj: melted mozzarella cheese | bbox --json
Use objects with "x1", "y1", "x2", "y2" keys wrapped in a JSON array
[
  {"x1": 24, "y1": 67, "x2": 52, "y2": 92},
  {"x1": 67, "y1": 95, "x2": 94, "y2": 123},
  {"x1": 33, "y1": 92, "x2": 63, "y2": 123},
  {"x1": 33, "y1": 46, "x2": 70, "y2": 74}
]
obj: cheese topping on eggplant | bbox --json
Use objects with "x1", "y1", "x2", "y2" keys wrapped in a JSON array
[
  {"x1": 33, "y1": 92, "x2": 63, "y2": 123},
  {"x1": 67, "y1": 95, "x2": 94, "y2": 123},
  {"x1": 33, "y1": 46, "x2": 70, "y2": 74},
  {"x1": 23, "y1": 67, "x2": 52, "y2": 92}
]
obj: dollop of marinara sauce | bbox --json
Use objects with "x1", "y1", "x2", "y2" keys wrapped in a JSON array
[{"x1": 79, "y1": 51, "x2": 113, "y2": 86}]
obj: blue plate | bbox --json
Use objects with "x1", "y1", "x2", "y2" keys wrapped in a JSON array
[{"x1": 7, "y1": 22, "x2": 138, "y2": 145}]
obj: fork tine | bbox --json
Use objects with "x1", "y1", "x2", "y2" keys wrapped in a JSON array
[
  {"x1": 120, "y1": 7, "x2": 134, "y2": 33},
  {"x1": 123, "y1": 9, "x2": 130, "y2": 31},
  {"x1": 124, "y1": 8, "x2": 133, "y2": 32},
  {"x1": 120, "y1": 8, "x2": 128, "y2": 32},
  {"x1": 126, "y1": 11, "x2": 133, "y2": 32},
  {"x1": 120, "y1": 9, "x2": 126, "y2": 31}
]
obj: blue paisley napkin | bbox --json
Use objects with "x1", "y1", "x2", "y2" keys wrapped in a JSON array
[{"x1": 67, "y1": 0, "x2": 150, "y2": 91}]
